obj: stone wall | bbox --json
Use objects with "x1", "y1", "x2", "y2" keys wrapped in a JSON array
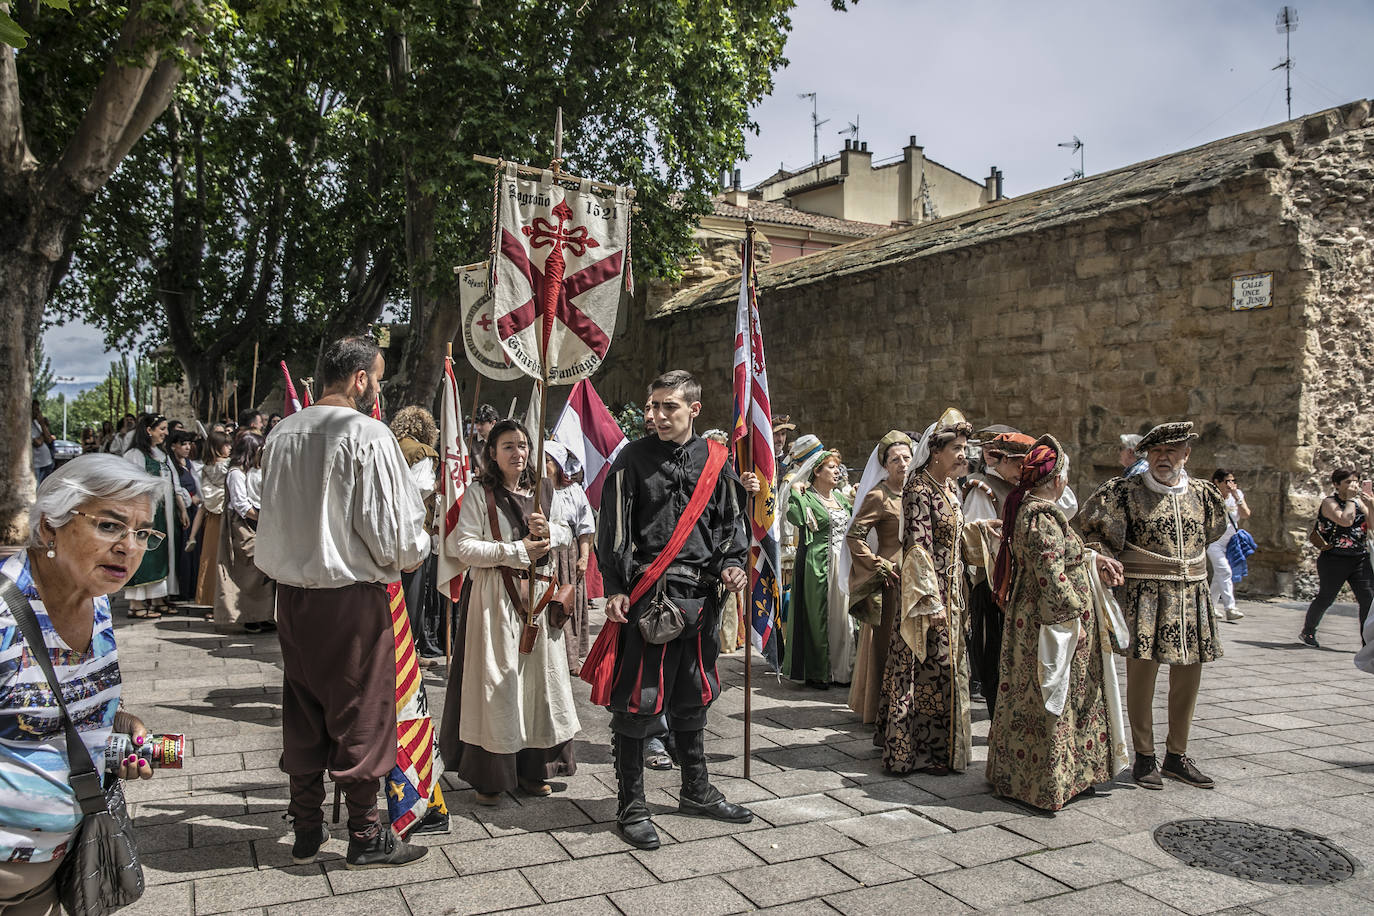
[{"x1": 593, "y1": 102, "x2": 1374, "y2": 596}]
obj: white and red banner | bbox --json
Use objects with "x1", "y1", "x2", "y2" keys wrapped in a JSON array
[
  {"x1": 435, "y1": 358, "x2": 468, "y2": 602},
  {"x1": 459, "y1": 261, "x2": 523, "y2": 382},
  {"x1": 492, "y1": 164, "x2": 632, "y2": 384},
  {"x1": 280, "y1": 362, "x2": 302, "y2": 416},
  {"x1": 551, "y1": 378, "x2": 626, "y2": 507}
]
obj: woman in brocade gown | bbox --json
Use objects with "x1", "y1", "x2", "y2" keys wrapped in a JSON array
[
  {"x1": 783, "y1": 449, "x2": 852, "y2": 687},
  {"x1": 844, "y1": 431, "x2": 912, "y2": 725},
  {"x1": 880, "y1": 409, "x2": 990, "y2": 775},
  {"x1": 985, "y1": 436, "x2": 1127, "y2": 811}
]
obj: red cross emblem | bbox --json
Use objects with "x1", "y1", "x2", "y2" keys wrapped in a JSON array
[{"x1": 498, "y1": 199, "x2": 622, "y2": 360}]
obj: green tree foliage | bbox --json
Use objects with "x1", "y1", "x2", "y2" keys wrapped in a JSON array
[
  {"x1": 44, "y1": 377, "x2": 121, "y2": 437},
  {"x1": 29, "y1": 335, "x2": 54, "y2": 403},
  {"x1": 54, "y1": 0, "x2": 828, "y2": 414}
]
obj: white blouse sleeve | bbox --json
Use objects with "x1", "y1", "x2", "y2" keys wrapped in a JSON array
[
  {"x1": 226, "y1": 468, "x2": 253, "y2": 519},
  {"x1": 351, "y1": 438, "x2": 431, "y2": 572},
  {"x1": 454, "y1": 483, "x2": 532, "y2": 569}
]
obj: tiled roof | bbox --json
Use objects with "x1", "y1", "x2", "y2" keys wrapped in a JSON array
[
  {"x1": 709, "y1": 197, "x2": 890, "y2": 239},
  {"x1": 661, "y1": 104, "x2": 1365, "y2": 317}
]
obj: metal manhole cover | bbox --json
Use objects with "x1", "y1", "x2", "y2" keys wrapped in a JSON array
[{"x1": 1153, "y1": 818, "x2": 1359, "y2": 886}]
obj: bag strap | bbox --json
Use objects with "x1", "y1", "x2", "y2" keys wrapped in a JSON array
[
  {"x1": 485, "y1": 486, "x2": 530, "y2": 616},
  {"x1": 628, "y1": 440, "x2": 729, "y2": 607},
  {"x1": 0, "y1": 578, "x2": 107, "y2": 815}
]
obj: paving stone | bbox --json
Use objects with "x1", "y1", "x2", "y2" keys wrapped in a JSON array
[
  {"x1": 653, "y1": 811, "x2": 770, "y2": 843},
  {"x1": 193, "y1": 864, "x2": 330, "y2": 914},
  {"x1": 1251, "y1": 887, "x2": 1374, "y2": 916},
  {"x1": 913, "y1": 792, "x2": 1025, "y2": 831},
  {"x1": 1017, "y1": 841, "x2": 1159, "y2": 888},
  {"x1": 631, "y1": 836, "x2": 764, "y2": 882},
  {"x1": 926, "y1": 859, "x2": 1070, "y2": 909},
  {"x1": 915, "y1": 824, "x2": 1046, "y2": 868},
  {"x1": 322, "y1": 844, "x2": 456, "y2": 894},
  {"x1": 1124, "y1": 867, "x2": 1274, "y2": 915},
  {"x1": 826, "y1": 780, "x2": 942, "y2": 813},
  {"x1": 751, "y1": 765, "x2": 853, "y2": 797},
  {"x1": 828, "y1": 808, "x2": 949, "y2": 846},
  {"x1": 143, "y1": 842, "x2": 255, "y2": 886},
  {"x1": 734, "y1": 820, "x2": 860, "y2": 863},
  {"x1": 907, "y1": 767, "x2": 998, "y2": 800},
  {"x1": 400, "y1": 869, "x2": 542, "y2": 914},
  {"x1": 521, "y1": 851, "x2": 657, "y2": 903},
  {"x1": 724, "y1": 857, "x2": 861, "y2": 907},
  {"x1": 1029, "y1": 881, "x2": 1192, "y2": 914},
  {"x1": 504, "y1": 896, "x2": 621, "y2": 916},
  {"x1": 747, "y1": 791, "x2": 862, "y2": 826},
  {"x1": 443, "y1": 832, "x2": 570, "y2": 875},
  {"x1": 1002, "y1": 808, "x2": 1126, "y2": 848},
  {"x1": 824, "y1": 876, "x2": 971, "y2": 914},
  {"x1": 609, "y1": 874, "x2": 753, "y2": 916},
  {"x1": 134, "y1": 880, "x2": 193, "y2": 915},
  {"x1": 267, "y1": 888, "x2": 406, "y2": 915},
  {"x1": 823, "y1": 847, "x2": 916, "y2": 885},
  {"x1": 475, "y1": 798, "x2": 592, "y2": 837}
]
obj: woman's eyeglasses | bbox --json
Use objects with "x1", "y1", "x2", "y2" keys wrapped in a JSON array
[{"x1": 71, "y1": 510, "x2": 165, "y2": 550}]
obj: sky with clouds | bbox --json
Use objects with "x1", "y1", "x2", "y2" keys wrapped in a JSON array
[{"x1": 45, "y1": 0, "x2": 1373, "y2": 385}]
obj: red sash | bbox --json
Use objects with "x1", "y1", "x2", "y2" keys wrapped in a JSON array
[{"x1": 581, "y1": 440, "x2": 728, "y2": 705}]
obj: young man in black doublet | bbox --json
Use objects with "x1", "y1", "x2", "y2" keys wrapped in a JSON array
[{"x1": 597, "y1": 370, "x2": 753, "y2": 850}]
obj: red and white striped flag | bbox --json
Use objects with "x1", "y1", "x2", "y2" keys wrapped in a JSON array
[
  {"x1": 435, "y1": 358, "x2": 468, "y2": 601},
  {"x1": 552, "y1": 378, "x2": 626, "y2": 506},
  {"x1": 280, "y1": 362, "x2": 302, "y2": 416}
]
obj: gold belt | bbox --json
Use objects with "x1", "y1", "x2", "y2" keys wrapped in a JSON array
[{"x1": 1119, "y1": 542, "x2": 1207, "y2": 582}]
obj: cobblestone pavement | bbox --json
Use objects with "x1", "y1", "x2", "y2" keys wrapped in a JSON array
[{"x1": 118, "y1": 596, "x2": 1374, "y2": 915}]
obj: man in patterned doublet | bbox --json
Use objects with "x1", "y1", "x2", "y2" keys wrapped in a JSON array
[{"x1": 1079, "y1": 421, "x2": 1228, "y2": 792}]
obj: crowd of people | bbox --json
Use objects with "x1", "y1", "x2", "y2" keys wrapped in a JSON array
[{"x1": 9, "y1": 335, "x2": 1374, "y2": 902}]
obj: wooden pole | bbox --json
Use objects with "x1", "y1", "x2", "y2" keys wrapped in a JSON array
[
  {"x1": 445, "y1": 343, "x2": 453, "y2": 666},
  {"x1": 249, "y1": 341, "x2": 260, "y2": 407},
  {"x1": 741, "y1": 218, "x2": 756, "y2": 780},
  {"x1": 468, "y1": 376, "x2": 483, "y2": 448}
]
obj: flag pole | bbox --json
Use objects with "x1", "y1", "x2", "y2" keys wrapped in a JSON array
[
  {"x1": 445, "y1": 342, "x2": 454, "y2": 667},
  {"x1": 741, "y1": 216, "x2": 756, "y2": 780},
  {"x1": 249, "y1": 340, "x2": 260, "y2": 407}
]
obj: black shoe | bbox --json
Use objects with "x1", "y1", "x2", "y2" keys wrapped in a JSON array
[
  {"x1": 1132, "y1": 753, "x2": 1163, "y2": 790},
  {"x1": 244, "y1": 622, "x2": 264, "y2": 634},
  {"x1": 345, "y1": 828, "x2": 428, "y2": 870},
  {"x1": 1162, "y1": 753, "x2": 1215, "y2": 789},
  {"x1": 1300, "y1": 630, "x2": 1320, "y2": 648},
  {"x1": 616, "y1": 810, "x2": 661, "y2": 850},
  {"x1": 290, "y1": 824, "x2": 328, "y2": 864},
  {"x1": 408, "y1": 807, "x2": 450, "y2": 836},
  {"x1": 612, "y1": 733, "x2": 659, "y2": 850},
  {"x1": 678, "y1": 787, "x2": 754, "y2": 824}
]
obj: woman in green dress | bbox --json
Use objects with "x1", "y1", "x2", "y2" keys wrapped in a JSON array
[{"x1": 783, "y1": 450, "x2": 851, "y2": 688}]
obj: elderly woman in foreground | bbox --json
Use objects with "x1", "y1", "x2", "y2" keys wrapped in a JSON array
[{"x1": 0, "y1": 455, "x2": 157, "y2": 914}]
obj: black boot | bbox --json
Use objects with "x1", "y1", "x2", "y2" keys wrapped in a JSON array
[
  {"x1": 675, "y1": 729, "x2": 752, "y2": 823},
  {"x1": 612, "y1": 733, "x2": 660, "y2": 850}
]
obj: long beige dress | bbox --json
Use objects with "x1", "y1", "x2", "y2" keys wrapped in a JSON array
[
  {"x1": 214, "y1": 467, "x2": 275, "y2": 630},
  {"x1": 846, "y1": 482, "x2": 903, "y2": 725}
]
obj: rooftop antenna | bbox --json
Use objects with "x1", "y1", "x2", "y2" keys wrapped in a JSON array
[
  {"x1": 1274, "y1": 6, "x2": 1298, "y2": 120},
  {"x1": 797, "y1": 92, "x2": 829, "y2": 167},
  {"x1": 838, "y1": 115, "x2": 860, "y2": 143},
  {"x1": 1058, "y1": 135, "x2": 1085, "y2": 180}
]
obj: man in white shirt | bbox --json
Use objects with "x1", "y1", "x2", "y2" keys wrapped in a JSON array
[{"x1": 257, "y1": 336, "x2": 430, "y2": 870}]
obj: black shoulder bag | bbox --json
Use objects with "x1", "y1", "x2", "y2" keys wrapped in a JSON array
[{"x1": 0, "y1": 579, "x2": 144, "y2": 915}]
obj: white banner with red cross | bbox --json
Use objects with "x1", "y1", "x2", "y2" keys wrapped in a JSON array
[
  {"x1": 458, "y1": 261, "x2": 524, "y2": 382},
  {"x1": 492, "y1": 164, "x2": 632, "y2": 384}
]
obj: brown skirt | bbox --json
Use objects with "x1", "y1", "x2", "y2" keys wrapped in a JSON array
[
  {"x1": 195, "y1": 511, "x2": 222, "y2": 607},
  {"x1": 214, "y1": 512, "x2": 275, "y2": 628},
  {"x1": 439, "y1": 580, "x2": 576, "y2": 794},
  {"x1": 847, "y1": 584, "x2": 898, "y2": 724}
]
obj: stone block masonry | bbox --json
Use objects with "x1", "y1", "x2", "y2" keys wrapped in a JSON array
[{"x1": 594, "y1": 101, "x2": 1374, "y2": 596}]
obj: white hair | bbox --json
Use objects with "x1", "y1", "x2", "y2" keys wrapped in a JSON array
[{"x1": 29, "y1": 454, "x2": 164, "y2": 546}]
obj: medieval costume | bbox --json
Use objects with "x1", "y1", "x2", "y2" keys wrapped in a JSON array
[
  {"x1": 596, "y1": 432, "x2": 752, "y2": 850},
  {"x1": 842, "y1": 430, "x2": 911, "y2": 724},
  {"x1": 397, "y1": 428, "x2": 444, "y2": 659},
  {"x1": 194, "y1": 458, "x2": 227, "y2": 607},
  {"x1": 984, "y1": 436, "x2": 1129, "y2": 812},
  {"x1": 256, "y1": 403, "x2": 431, "y2": 860},
  {"x1": 214, "y1": 464, "x2": 275, "y2": 631},
  {"x1": 782, "y1": 448, "x2": 852, "y2": 687},
  {"x1": 122, "y1": 445, "x2": 180, "y2": 605},
  {"x1": 438, "y1": 478, "x2": 579, "y2": 795},
  {"x1": 1079, "y1": 421, "x2": 1228, "y2": 790},
  {"x1": 879, "y1": 410, "x2": 983, "y2": 774},
  {"x1": 961, "y1": 431, "x2": 1036, "y2": 717},
  {"x1": 545, "y1": 441, "x2": 596, "y2": 673}
]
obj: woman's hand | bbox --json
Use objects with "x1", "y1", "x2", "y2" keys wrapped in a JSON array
[
  {"x1": 112, "y1": 711, "x2": 154, "y2": 782},
  {"x1": 985, "y1": 519, "x2": 1003, "y2": 536},
  {"x1": 1095, "y1": 554, "x2": 1125, "y2": 587},
  {"x1": 527, "y1": 512, "x2": 550, "y2": 539},
  {"x1": 522, "y1": 535, "x2": 551, "y2": 561},
  {"x1": 575, "y1": 556, "x2": 588, "y2": 580},
  {"x1": 878, "y1": 558, "x2": 899, "y2": 584}
]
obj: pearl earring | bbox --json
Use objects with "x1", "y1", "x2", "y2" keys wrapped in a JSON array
[{"x1": 46, "y1": 541, "x2": 55, "y2": 559}]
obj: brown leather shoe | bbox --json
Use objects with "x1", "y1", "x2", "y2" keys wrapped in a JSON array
[
  {"x1": 1132, "y1": 753, "x2": 1163, "y2": 790},
  {"x1": 1162, "y1": 753, "x2": 1214, "y2": 789}
]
